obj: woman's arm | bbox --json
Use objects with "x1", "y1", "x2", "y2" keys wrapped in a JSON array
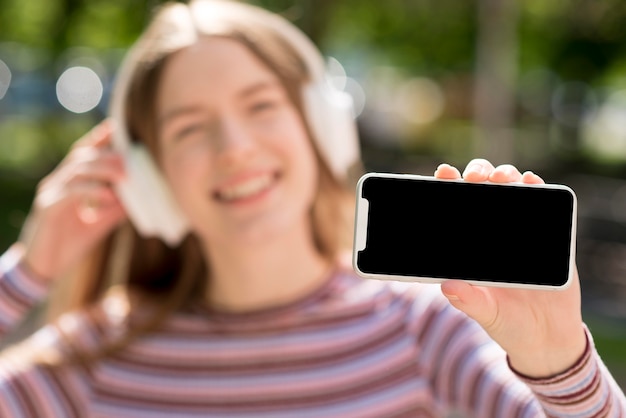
[
  {"x1": 0, "y1": 245, "x2": 50, "y2": 338},
  {"x1": 416, "y1": 286, "x2": 625, "y2": 417},
  {"x1": 0, "y1": 121, "x2": 126, "y2": 342},
  {"x1": 515, "y1": 327, "x2": 626, "y2": 416},
  {"x1": 432, "y1": 159, "x2": 626, "y2": 416},
  {"x1": 19, "y1": 120, "x2": 126, "y2": 283}
]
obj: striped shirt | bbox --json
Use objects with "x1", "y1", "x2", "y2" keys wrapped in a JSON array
[{"x1": 0, "y1": 247, "x2": 624, "y2": 417}]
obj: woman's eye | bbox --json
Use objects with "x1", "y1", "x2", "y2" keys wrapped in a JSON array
[
  {"x1": 250, "y1": 101, "x2": 277, "y2": 114},
  {"x1": 174, "y1": 124, "x2": 205, "y2": 141}
]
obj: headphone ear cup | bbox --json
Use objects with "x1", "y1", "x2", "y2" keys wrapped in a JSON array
[
  {"x1": 115, "y1": 144, "x2": 189, "y2": 246},
  {"x1": 108, "y1": 27, "x2": 190, "y2": 247},
  {"x1": 302, "y1": 79, "x2": 360, "y2": 180}
]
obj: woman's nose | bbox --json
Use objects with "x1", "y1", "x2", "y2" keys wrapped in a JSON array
[{"x1": 213, "y1": 117, "x2": 256, "y2": 164}]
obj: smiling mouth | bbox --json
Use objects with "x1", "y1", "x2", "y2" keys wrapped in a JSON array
[{"x1": 214, "y1": 173, "x2": 278, "y2": 203}]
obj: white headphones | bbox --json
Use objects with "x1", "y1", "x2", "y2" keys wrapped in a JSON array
[{"x1": 108, "y1": 0, "x2": 360, "y2": 247}]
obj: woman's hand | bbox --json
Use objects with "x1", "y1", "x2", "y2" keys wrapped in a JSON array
[
  {"x1": 434, "y1": 159, "x2": 586, "y2": 378},
  {"x1": 19, "y1": 120, "x2": 127, "y2": 282}
]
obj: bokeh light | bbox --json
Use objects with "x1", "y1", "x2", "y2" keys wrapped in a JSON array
[
  {"x1": 327, "y1": 56, "x2": 366, "y2": 118},
  {"x1": 582, "y1": 89, "x2": 626, "y2": 160},
  {"x1": 344, "y1": 77, "x2": 366, "y2": 118},
  {"x1": 327, "y1": 56, "x2": 347, "y2": 90},
  {"x1": 551, "y1": 81, "x2": 598, "y2": 127},
  {"x1": 0, "y1": 59, "x2": 11, "y2": 100},
  {"x1": 55, "y1": 66, "x2": 103, "y2": 113},
  {"x1": 394, "y1": 77, "x2": 445, "y2": 125}
]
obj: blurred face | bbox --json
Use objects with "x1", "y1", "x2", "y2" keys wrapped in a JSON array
[{"x1": 155, "y1": 37, "x2": 318, "y2": 248}]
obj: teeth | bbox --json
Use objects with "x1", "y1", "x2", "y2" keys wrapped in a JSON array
[{"x1": 219, "y1": 174, "x2": 273, "y2": 201}]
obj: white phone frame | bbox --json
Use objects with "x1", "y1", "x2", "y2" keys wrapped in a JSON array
[{"x1": 352, "y1": 172, "x2": 578, "y2": 290}]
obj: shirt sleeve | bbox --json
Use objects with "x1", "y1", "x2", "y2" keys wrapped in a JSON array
[
  {"x1": 0, "y1": 245, "x2": 50, "y2": 337},
  {"x1": 412, "y1": 286, "x2": 542, "y2": 417},
  {"x1": 411, "y1": 285, "x2": 626, "y2": 417},
  {"x1": 512, "y1": 325, "x2": 626, "y2": 417}
]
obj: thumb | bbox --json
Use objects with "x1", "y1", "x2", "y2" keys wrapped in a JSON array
[{"x1": 440, "y1": 280, "x2": 497, "y2": 327}]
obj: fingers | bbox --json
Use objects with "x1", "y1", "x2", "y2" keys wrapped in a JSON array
[
  {"x1": 521, "y1": 170, "x2": 545, "y2": 185},
  {"x1": 461, "y1": 158, "x2": 495, "y2": 182},
  {"x1": 434, "y1": 163, "x2": 461, "y2": 179},
  {"x1": 63, "y1": 126, "x2": 126, "y2": 186},
  {"x1": 77, "y1": 185, "x2": 125, "y2": 224},
  {"x1": 35, "y1": 122, "x2": 126, "y2": 218},
  {"x1": 71, "y1": 119, "x2": 114, "y2": 150},
  {"x1": 57, "y1": 121, "x2": 125, "y2": 184},
  {"x1": 40, "y1": 150, "x2": 124, "y2": 198},
  {"x1": 435, "y1": 159, "x2": 518, "y2": 183},
  {"x1": 446, "y1": 158, "x2": 546, "y2": 185},
  {"x1": 68, "y1": 150, "x2": 126, "y2": 184},
  {"x1": 488, "y1": 164, "x2": 523, "y2": 183},
  {"x1": 68, "y1": 132, "x2": 126, "y2": 224},
  {"x1": 461, "y1": 159, "x2": 523, "y2": 183},
  {"x1": 441, "y1": 280, "x2": 498, "y2": 328}
]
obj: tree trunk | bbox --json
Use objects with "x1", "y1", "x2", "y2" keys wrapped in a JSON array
[{"x1": 473, "y1": 0, "x2": 519, "y2": 164}]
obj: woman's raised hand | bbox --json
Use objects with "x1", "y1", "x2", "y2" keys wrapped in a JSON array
[
  {"x1": 434, "y1": 159, "x2": 587, "y2": 378},
  {"x1": 19, "y1": 120, "x2": 127, "y2": 282}
]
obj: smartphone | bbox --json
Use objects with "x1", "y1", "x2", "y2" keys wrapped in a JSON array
[{"x1": 353, "y1": 172, "x2": 577, "y2": 289}]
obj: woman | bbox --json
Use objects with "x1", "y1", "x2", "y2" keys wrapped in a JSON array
[{"x1": 0, "y1": 0, "x2": 624, "y2": 416}]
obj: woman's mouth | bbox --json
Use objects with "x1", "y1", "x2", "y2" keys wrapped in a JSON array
[{"x1": 214, "y1": 172, "x2": 278, "y2": 203}]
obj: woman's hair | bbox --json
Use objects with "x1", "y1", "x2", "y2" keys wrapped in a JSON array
[{"x1": 36, "y1": 0, "x2": 358, "y2": 364}]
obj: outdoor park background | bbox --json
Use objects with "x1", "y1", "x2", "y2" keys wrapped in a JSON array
[{"x1": 0, "y1": 0, "x2": 625, "y2": 388}]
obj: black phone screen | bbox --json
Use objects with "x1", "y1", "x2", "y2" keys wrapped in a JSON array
[{"x1": 355, "y1": 176, "x2": 576, "y2": 286}]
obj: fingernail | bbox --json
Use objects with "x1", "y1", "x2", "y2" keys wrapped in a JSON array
[
  {"x1": 442, "y1": 291, "x2": 460, "y2": 301},
  {"x1": 463, "y1": 163, "x2": 484, "y2": 177}
]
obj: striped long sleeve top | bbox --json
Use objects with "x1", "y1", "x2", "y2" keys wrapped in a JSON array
[{"x1": 0, "y1": 247, "x2": 624, "y2": 417}]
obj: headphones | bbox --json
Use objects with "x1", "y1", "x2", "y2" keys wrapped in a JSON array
[{"x1": 108, "y1": 0, "x2": 360, "y2": 247}]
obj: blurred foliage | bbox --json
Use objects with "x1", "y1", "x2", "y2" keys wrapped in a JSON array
[
  {"x1": 586, "y1": 315, "x2": 626, "y2": 388},
  {"x1": 1, "y1": 0, "x2": 626, "y2": 171},
  {"x1": 0, "y1": 0, "x2": 157, "y2": 51},
  {"x1": 519, "y1": 0, "x2": 626, "y2": 79}
]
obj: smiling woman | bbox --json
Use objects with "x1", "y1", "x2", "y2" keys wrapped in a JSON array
[{"x1": 0, "y1": 0, "x2": 624, "y2": 417}]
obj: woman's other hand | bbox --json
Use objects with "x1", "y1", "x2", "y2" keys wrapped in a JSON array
[
  {"x1": 434, "y1": 159, "x2": 587, "y2": 378},
  {"x1": 19, "y1": 120, "x2": 127, "y2": 282}
]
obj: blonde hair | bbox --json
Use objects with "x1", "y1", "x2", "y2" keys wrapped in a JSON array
[{"x1": 24, "y1": 0, "x2": 358, "y2": 365}]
